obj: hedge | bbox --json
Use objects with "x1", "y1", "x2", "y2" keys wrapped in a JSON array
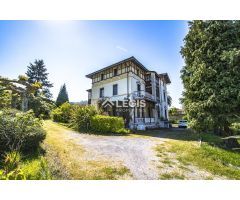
[
  {"x1": 51, "y1": 102, "x2": 73, "y2": 123},
  {"x1": 90, "y1": 115, "x2": 129, "y2": 134}
]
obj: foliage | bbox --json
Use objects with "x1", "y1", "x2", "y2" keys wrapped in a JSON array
[
  {"x1": 28, "y1": 94, "x2": 55, "y2": 119},
  {"x1": 0, "y1": 151, "x2": 51, "y2": 180},
  {"x1": 180, "y1": 21, "x2": 240, "y2": 139},
  {"x1": 71, "y1": 105, "x2": 99, "y2": 132},
  {"x1": 90, "y1": 115, "x2": 128, "y2": 134},
  {"x1": 0, "y1": 90, "x2": 12, "y2": 109},
  {"x1": 18, "y1": 75, "x2": 29, "y2": 82},
  {"x1": 0, "y1": 109, "x2": 46, "y2": 155},
  {"x1": 167, "y1": 95, "x2": 172, "y2": 107},
  {"x1": 21, "y1": 156, "x2": 52, "y2": 180},
  {"x1": 51, "y1": 102, "x2": 73, "y2": 123},
  {"x1": 56, "y1": 84, "x2": 69, "y2": 106},
  {"x1": 231, "y1": 122, "x2": 240, "y2": 135},
  {"x1": 0, "y1": 151, "x2": 26, "y2": 180},
  {"x1": 169, "y1": 107, "x2": 178, "y2": 116},
  {"x1": 26, "y1": 59, "x2": 53, "y2": 98}
]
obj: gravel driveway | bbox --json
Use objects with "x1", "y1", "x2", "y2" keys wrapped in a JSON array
[{"x1": 64, "y1": 130, "x2": 163, "y2": 180}]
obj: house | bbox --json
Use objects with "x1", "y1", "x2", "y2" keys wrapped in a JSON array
[{"x1": 86, "y1": 56, "x2": 171, "y2": 129}]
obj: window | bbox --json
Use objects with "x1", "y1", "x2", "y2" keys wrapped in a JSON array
[
  {"x1": 136, "y1": 69, "x2": 139, "y2": 76},
  {"x1": 156, "y1": 88, "x2": 160, "y2": 98},
  {"x1": 114, "y1": 68, "x2": 118, "y2": 76},
  {"x1": 137, "y1": 83, "x2": 141, "y2": 91},
  {"x1": 113, "y1": 84, "x2": 118, "y2": 96},
  {"x1": 101, "y1": 74, "x2": 104, "y2": 80},
  {"x1": 100, "y1": 88, "x2": 104, "y2": 98}
]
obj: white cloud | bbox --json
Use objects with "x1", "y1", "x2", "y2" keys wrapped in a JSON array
[{"x1": 116, "y1": 45, "x2": 128, "y2": 52}]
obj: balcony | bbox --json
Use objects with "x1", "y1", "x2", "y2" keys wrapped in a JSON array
[
  {"x1": 135, "y1": 118, "x2": 155, "y2": 124},
  {"x1": 132, "y1": 90, "x2": 155, "y2": 102}
]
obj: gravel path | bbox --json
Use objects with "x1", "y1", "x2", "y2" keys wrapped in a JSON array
[
  {"x1": 63, "y1": 130, "x2": 163, "y2": 180},
  {"x1": 47, "y1": 122, "x2": 225, "y2": 180}
]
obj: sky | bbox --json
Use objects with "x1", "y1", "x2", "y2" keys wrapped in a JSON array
[{"x1": 0, "y1": 20, "x2": 188, "y2": 108}]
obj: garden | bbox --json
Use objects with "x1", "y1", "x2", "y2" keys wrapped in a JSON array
[{"x1": 0, "y1": 59, "x2": 128, "y2": 180}]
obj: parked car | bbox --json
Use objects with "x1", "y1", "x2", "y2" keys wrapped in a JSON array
[{"x1": 178, "y1": 120, "x2": 188, "y2": 128}]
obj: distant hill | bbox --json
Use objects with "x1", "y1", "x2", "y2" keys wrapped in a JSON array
[{"x1": 70, "y1": 100, "x2": 88, "y2": 106}]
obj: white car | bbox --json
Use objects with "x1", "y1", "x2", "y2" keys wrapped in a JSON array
[{"x1": 178, "y1": 120, "x2": 188, "y2": 128}]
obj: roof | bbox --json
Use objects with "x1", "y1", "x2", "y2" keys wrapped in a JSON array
[
  {"x1": 159, "y1": 73, "x2": 171, "y2": 84},
  {"x1": 86, "y1": 56, "x2": 149, "y2": 78}
]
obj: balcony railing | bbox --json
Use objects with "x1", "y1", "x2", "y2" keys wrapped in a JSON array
[
  {"x1": 132, "y1": 90, "x2": 155, "y2": 101},
  {"x1": 135, "y1": 118, "x2": 155, "y2": 124}
]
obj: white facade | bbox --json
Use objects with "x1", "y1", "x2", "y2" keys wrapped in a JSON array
[{"x1": 86, "y1": 57, "x2": 171, "y2": 129}]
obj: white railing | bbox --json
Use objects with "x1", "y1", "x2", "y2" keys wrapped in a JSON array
[
  {"x1": 135, "y1": 118, "x2": 155, "y2": 124},
  {"x1": 132, "y1": 91, "x2": 155, "y2": 101}
]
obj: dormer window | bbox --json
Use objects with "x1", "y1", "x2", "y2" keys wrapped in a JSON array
[{"x1": 114, "y1": 68, "x2": 118, "y2": 77}]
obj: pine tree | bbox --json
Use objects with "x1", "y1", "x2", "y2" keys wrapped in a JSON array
[
  {"x1": 181, "y1": 21, "x2": 240, "y2": 147},
  {"x1": 56, "y1": 84, "x2": 69, "y2": 106},
  {"x1": 26, "y1": 59, "x2": 53, "y2": 98}
]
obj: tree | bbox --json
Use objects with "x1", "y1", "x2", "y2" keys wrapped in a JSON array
[
  {"x1": 167, "y1": 95, "x2": 172, "y2": 107},
  {"x1": 169, "y1": 107, "x2": 178, "y2": 116},
  {"x1": 26, "y1": 59, "x2": 53, "y2": 99},
  {"x1": 181, "y1": 21, "x2": 240, "y2": 148},
  {"x1": 56, "y1": 84, "x2": 69, "y2": 106},
  {"x1": 0, "y1": 75, "x2": 41, "y2": 111}
]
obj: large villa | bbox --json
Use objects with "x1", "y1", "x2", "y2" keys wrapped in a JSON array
[{"x1": 86, "y1": 56, "x2": 171, "y2": 129}]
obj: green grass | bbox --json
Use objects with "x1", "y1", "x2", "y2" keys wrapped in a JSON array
[
  {"x1": 160, "y1": 171, "x2": 185, "y2": 180},
  {"x1": 168, "y1": 140, "x2": 240, "y2": 179},
  {"x1": 154, "y1": 129, "x2": 240, "y2": 179}
]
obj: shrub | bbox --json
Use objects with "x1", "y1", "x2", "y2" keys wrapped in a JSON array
[
  {"x1": 0, "y1": 109, "x2": 46, "y2": 155},
  {"x1": 71, "y1": 105, "x2": 99, "y2": 132},
  {"x1": 51, "y1": 102, "x2": 73, "y2": 123},
  {"x1": 90, "y1": 115, "x2": 128, "y2": 134},
  {"x1": 231, "y1": 122, "x2": 240, "y2": 135},
  {"x1": 0, "y1": 151, "x2": 26, "y2": 180},
  {"x1": 21, "y1": 157, "x2": 52, "y2": 180},
  {"x1": 28, "y1": 95, "x2": 55, "y2": 119}
]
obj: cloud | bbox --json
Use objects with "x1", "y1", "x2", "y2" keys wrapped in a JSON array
[{"x1": 116, "y1": 45, "x2": 128, "y2": 52}]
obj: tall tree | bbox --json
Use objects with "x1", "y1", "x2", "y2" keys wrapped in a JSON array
[
  {"x1": 26, "y1": 59, "x2": 53, "y2": 98},
  {"x1": 167, "y1": 95, "x2": 172, "y2": 107},
  {"x1": 181, "y1": 21, "x2": 240, "y2": 147},
  {"x1": 56, "y1": 84, "x2": 69, "y2": 106}
]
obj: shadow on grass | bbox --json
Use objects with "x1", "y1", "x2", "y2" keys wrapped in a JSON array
[
  {"x1": 133, "y1": 128, "x2": 232, "y2": 150},
  {"x1": 21, "y1": 146, "x2": 46, "y2": 162}
]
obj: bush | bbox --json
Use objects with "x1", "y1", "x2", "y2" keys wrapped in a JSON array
[
  {"x1": 0, "y1": 151, "x2": 26, "y2": 180},
  {"x1": 0, "y1": 109, "x2": 46, "y2": 155},
  {"x1": 51, "y1": 102, "x2": 73, "y2": 123},
  {"x1": 28, "y1": 95, "x2": 55, "y2": 119},
  {"x1": 231, "y1": 122, "x2": 240, "y2": 135},
  {"x1": 21, "y1": 157, "x2": 51, "y2": 180},
  {"x1": 90, "y1": 115, "x2": 128, "y2": 134},
  {"x1": 71, "y1": 105, "x2": 99, "y2": 132},
  {"x1": 0, "y1": 151, "x2": 51, "y2": 180}
]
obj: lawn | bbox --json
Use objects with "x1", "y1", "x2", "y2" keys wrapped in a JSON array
[{"x1": 153, "y1": 129, "x2": 240, "y2": 179}]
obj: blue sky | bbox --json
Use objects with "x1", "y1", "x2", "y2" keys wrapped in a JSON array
[{"x1": 0, "y1": 20, "x2": 188, "y2": 108}]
